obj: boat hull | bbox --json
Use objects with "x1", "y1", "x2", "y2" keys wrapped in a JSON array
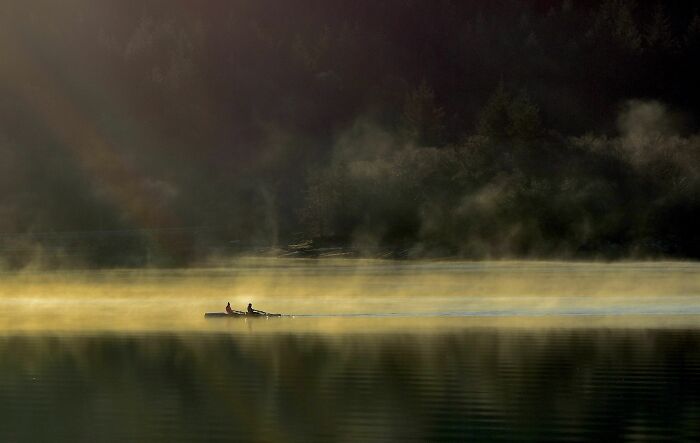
[
  {"x1": 204, "y1": 312, "x2": 282, "y2": 318},
  {"x1": 204, "y1": 312, "x2": 244, "y2": 318}
]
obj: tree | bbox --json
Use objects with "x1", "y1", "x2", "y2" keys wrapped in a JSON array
[
  {"x1": 477, "y1": 83, "x2": 541, "y2": 142},
  {"x1": 685, "y1": 13, "x2": 700, "y2": 49},
  {"x1": 589, "y1": 0, "x2": 642, "y2": 53},
  {"x1": 476, "y1": 82, "x2": 511, "y2": 141},
  {"x1": 401, "y1": 80, "x2": 446, "y2": 146},
  {"x1": 646, "y1": 4, "x2": 677, "y2": 51}
]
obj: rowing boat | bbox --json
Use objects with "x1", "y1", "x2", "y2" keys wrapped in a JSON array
[{"x1": 204, "y1": 312, "x2": 282, "y2": 318}]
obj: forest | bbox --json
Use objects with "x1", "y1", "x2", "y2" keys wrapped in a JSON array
[{"x1": 1, "y1": 0, "x2": 699, "y2": 266}]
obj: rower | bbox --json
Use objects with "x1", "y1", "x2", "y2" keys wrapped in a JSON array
[
  {"x1": 247, "y1": 303, "x2": 254, "y2": 314},
  {"x1": 226, "y1": 302, "x2": 233, "y2": 314}
]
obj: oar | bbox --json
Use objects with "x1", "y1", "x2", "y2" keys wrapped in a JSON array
[
  {"x1": 249, "y1": 308, "x2": 283, "y2": 317},
  {"x1": 254, "y1": 309, "x2": 283, "y2": 317}
]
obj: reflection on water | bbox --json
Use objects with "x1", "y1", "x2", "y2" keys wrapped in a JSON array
[
  {"x1": 1, "y1": 329, "x2": 700, "y2": 442},
  {"x1": 1, "y1": 260, "x2": 700, "y2": 440}
]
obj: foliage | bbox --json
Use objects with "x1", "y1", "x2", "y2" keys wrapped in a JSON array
[
  {"x1": 401, "y1": 81, "x2": 446, "y2": 146},
  {"x1": 1, "y1": 0, "x2": 700, "y2": 265},
  {"x1": 300, "y1": 98, "x2": 700, "y2": 258}
]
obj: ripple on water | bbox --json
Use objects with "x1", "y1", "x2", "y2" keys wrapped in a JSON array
[{"x1": 1, "y1": 329, "x2": 700, "y2": 442}]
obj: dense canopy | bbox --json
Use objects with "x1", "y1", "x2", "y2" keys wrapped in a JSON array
[{"x1": 1, "y1": 0, "x2": 699, "y2": 266}]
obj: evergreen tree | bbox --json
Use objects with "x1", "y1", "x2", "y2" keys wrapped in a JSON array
[
  {"x1": 646, "y1": 4, "x2": 677, "y2": 51},
  {"x1": 589, "y1": 0, "x2": 642, "y2": 52},
  {"x1": 477, "y1": 83, "x2": 541, "y2": 142},
  {"x1": 401, "y1": 80, "x2": 446, "y2": 147}
]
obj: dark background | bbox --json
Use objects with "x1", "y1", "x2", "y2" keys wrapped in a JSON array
[{"x1": 1, "y1": 0, "x2": 699, "y2": 266}]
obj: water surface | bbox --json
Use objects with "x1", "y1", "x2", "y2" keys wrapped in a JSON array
[
  {"x1": 1, "y1": 259, "x2": 699, "y2": 331},
  {"x1": 1, "y1": 260, "x2": 699, "y2": 441},
  {"x1": 2, "y1": 329, "x2": 700, "y2": 442}
]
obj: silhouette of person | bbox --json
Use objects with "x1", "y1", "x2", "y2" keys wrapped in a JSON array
[{"x1": 226, "y1": 302, "x2": 233, "y2": 314}]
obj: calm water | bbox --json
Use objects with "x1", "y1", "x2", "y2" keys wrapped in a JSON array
[
  {"x1": 1, "y1": 260, "x2": 700, "y2": 441},
  {"x1": 1, "y1": 329, "x2": 700, "y2": 442}
]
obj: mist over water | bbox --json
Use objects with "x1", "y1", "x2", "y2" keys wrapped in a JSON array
[
  {"x1": 2, "y1": 1, "x2": 700, "y2": 440},
  {"x1": 2, "y1": 260, "x2": 700, "y2": 441},
  {"x1": 1, "y1": 259, "x2": 699, "y2": 332}
]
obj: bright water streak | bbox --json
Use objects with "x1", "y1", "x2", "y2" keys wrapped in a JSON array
[
  {"x1": 1, "y1": 260, "x2": 700, "y2": 441},
  {"x1": 1, "y1": 259, "x2": 699, "y2": 332}
]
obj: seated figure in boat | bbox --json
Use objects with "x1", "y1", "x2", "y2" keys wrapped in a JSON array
[
  {"x1": 246, "y1": 303, "x2": 276, "y2": 316},
  {"x1": 247, "y1": 303, "x2": 265, "y2": 315},
  {"x1": 226, "y1": 302, "x2": 233, "y2": 314}
]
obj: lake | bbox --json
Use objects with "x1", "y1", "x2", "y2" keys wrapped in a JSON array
[{"x1": 1, "y1": 260, "x2": 699, "y2": 441}]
